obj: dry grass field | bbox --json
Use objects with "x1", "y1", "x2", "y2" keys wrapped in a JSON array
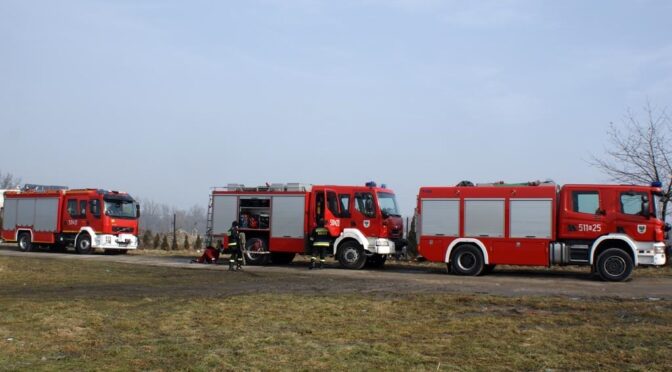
[{"x1": 1, "y1": 255, "x2": 671, "y2": 371}]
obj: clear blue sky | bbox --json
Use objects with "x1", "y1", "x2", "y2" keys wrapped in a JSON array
[{"x1": 1, "y1": 0, "x2": 671, "y2": 216}]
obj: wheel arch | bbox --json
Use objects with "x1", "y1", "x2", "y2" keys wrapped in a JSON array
[
  {"x1": 444, "y1": 238, "x2": 490, "y2": 265},
  {"x1": 590, "y1": 234, "x2": 638, "y2": 266},
  {"x1": 16, "y1": 229, "x2": 34, "y2": 242},
  {"x1": 333, "y1": 228, "x2": 368, "y2": 255},
  {"x1": 334, "y1": 237, "x2": 363, "y2": 256},
  {"x1": 75, "y1": 227, "x2": 97, "y2": 244}
]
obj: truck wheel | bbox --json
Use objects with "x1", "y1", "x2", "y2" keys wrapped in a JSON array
[
  {"x1": 271, "y1": 252, "x2": 295, "y2": 265},
  {"x1": 338, "y1": 241, "x2": 367, "y2": 270},
  {"x1": 75, "y1": 234, "x2": 93, "y2": 254},
  {"x1": 245, "y1": 238, "x2": 269, "y2": 265},
  {"x1": 450, "y1": 244, "x2": 484, "y2": 276},
  {"x1": 18, "y1": 233, "x2": 33, "y2": 252},
  {"x1": 366, "y1": 254, "x2": 387, "y2": 268},
  {"x1": 596, "y1": 248, "x2": 633, "y2": 282}
]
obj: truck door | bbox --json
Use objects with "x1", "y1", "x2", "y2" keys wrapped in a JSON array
[
  {"x1": 324, "y1": 190, "x2": 342, "y2": 236},
  {"x1": 352, "y1": 191, "x2": 378, "y2": 237},
  {"x1": 558, "y1": 188, "x2": 607, "y2": 240},
  {"x1": 612, "y1": 190, "x2": 655, "y2": 241},
  {"x1": 311, "y1": 189, "x2": 341, "y2": 237},
  {"x1": 64, "y1": 198, "x2": 86, "y2": 231},
  {"x1": 88, "y1": 198, "x2": 102, "y2": 232},
  {"x1": 338, "y1": 192, "x2": 353, "y2": 230}
]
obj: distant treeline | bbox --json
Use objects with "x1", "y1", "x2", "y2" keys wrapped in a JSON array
[
  {"x1": 138, "y1": 229, "x2": 203, "y2": 251},
  {"x1": 136, "y1": 198, "x2": 206, "y2": 235}
]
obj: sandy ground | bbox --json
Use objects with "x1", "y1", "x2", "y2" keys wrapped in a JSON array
[{"x1": 1, "y1": 244, "x2": 671, "y2": 300}]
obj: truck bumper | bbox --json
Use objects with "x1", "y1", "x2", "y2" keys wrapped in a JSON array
[
  {"x1": 366, "y1": 238, "x2": 396, "y2": 255},
  {"x1": 93, "y1": 234, "x2": 138, "y2": 250},
  {"x1": 637, "y1": 242, "x2": 666, "y2": 266}
]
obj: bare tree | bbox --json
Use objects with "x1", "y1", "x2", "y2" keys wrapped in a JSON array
[
  {"x1": 591, "y1": 102, "x2": 672, "y2": 218},
  {"x1": 137, "y1": 197, "x2": 206, "y2": 235},
  {"x1": 0, "y1": 171, "x2": 21, "y2": 189}
]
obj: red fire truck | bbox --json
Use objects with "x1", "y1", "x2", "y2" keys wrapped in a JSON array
[
  {"x1": 207, "y1": 182, "x2": 404, "y2": 269},
  {"x1": 415, "y1": 181, "x2": 668, "y2": 281},
  {"x1": 1, "y1": 185, "x2": 140, "y2": 254}
]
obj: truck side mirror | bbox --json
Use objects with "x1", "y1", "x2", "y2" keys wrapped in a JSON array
[
  {"x1": 136, "y1": 204, "x2": 141, "y2": 218},
  {"x1": 641, "y1": 196, "x2": 650, "y2": 219}
]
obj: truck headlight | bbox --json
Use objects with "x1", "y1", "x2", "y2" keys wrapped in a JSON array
[
  {"x1": 376, "y1": 239, "x2": 389, "y2": 246},
  {"x1": 655, "y1": 245, "x2": 666, "y2": 254}
]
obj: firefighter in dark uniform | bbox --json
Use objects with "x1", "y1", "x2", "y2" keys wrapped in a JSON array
[
  {"x1": 309, "y1": 218, "x2": 331, "y2": 269},
  {"x1": 227, "y1": 221, "x2": 243, "y2": 271}
]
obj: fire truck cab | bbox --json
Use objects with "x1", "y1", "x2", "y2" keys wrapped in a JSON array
[
  {"x1": 1, "y1": 185, "x2": 140, "y2": 254},
  {"x1": 416, "y1": 181, "x2": 667, "y2": 281},
  {"x1": 208, "y1": 182, "x2": 405, "y2": 269}
]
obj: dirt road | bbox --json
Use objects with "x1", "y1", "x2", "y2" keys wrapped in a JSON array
[{"x1": 1, "y1": 245, "x2": 671, "y2": 299}]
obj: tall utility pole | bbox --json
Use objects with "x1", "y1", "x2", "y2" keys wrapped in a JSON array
[{"x1": 172, "y1": 213, "x2": 177, "y2": 250}]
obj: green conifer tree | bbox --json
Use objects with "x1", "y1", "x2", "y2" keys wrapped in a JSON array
[
  {"x1": 194, "y1": 235, "x2": 203, "y2": 250},
  {"x1": 161, "y1": 235, "x2": 169, "y2": 250},
  {"x1": 153, "y1": 233, "x2": 161, "y2": 249},
  {"x1": 170, "y1": 235, "x2": 178, "y2": 251},
  {"x1": 141, "y1": 230, "x2": 153, "y2": 249},
  {"x1": 183, "y1": 235, "x2": 190, "y2": 250}
]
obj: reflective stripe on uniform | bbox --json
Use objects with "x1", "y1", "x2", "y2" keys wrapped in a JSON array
[
  {"x1": 228, "y1": 242, "x2": 238, "y2": 246},
  {"x1": 313, "y1": 242, "x2": 330, "y2": 247}
]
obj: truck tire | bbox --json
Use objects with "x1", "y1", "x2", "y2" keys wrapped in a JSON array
[
  {"x1": 338, "y1": 241, "x2": 367, "y2": 270},
  {"x1": 366, "y1": 254, "x2": 387, "y2": 268},
  {"x1": 450, "y1": 244, "x2": 484, "y2": 276},
  {"x1": 596, "y1": 248, "x2": 633, "y2": 282},
  {"x1": 18, "y1": 233, "x2": 33, "y2": 252},
  {"x1": 75, "y1": 234, "x2": 93, "y2": 255},
  {"x1": 271, "y1": 252, "x2": 295, "y2": 265},
  {"x1": 245, "y1": 238, "x2": 269, "y2": 265}
]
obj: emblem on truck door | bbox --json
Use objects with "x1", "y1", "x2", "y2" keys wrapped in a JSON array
[
  {"x1": 637, "y1": 225, "x2": 647, "y2": 234},
  {"x1": 363, "y1": 220, "x2": 370, "y2": 228}
]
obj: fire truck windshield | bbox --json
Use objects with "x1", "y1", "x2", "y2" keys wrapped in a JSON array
[
  {"x1": 377, "y1": 192, "x2": 400, "y2": 217},
  {"x1": 104, "y1": 198, "x2": 138, "y2": 219}
]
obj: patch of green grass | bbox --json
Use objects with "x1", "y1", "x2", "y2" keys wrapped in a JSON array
[{"x1": 1, "y1": 257, "x2": 671, "y2": 371}]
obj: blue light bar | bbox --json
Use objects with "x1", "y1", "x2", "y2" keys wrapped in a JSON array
[{"x1": 651, "y1": 181, "x2": 663, "y2": 188}]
